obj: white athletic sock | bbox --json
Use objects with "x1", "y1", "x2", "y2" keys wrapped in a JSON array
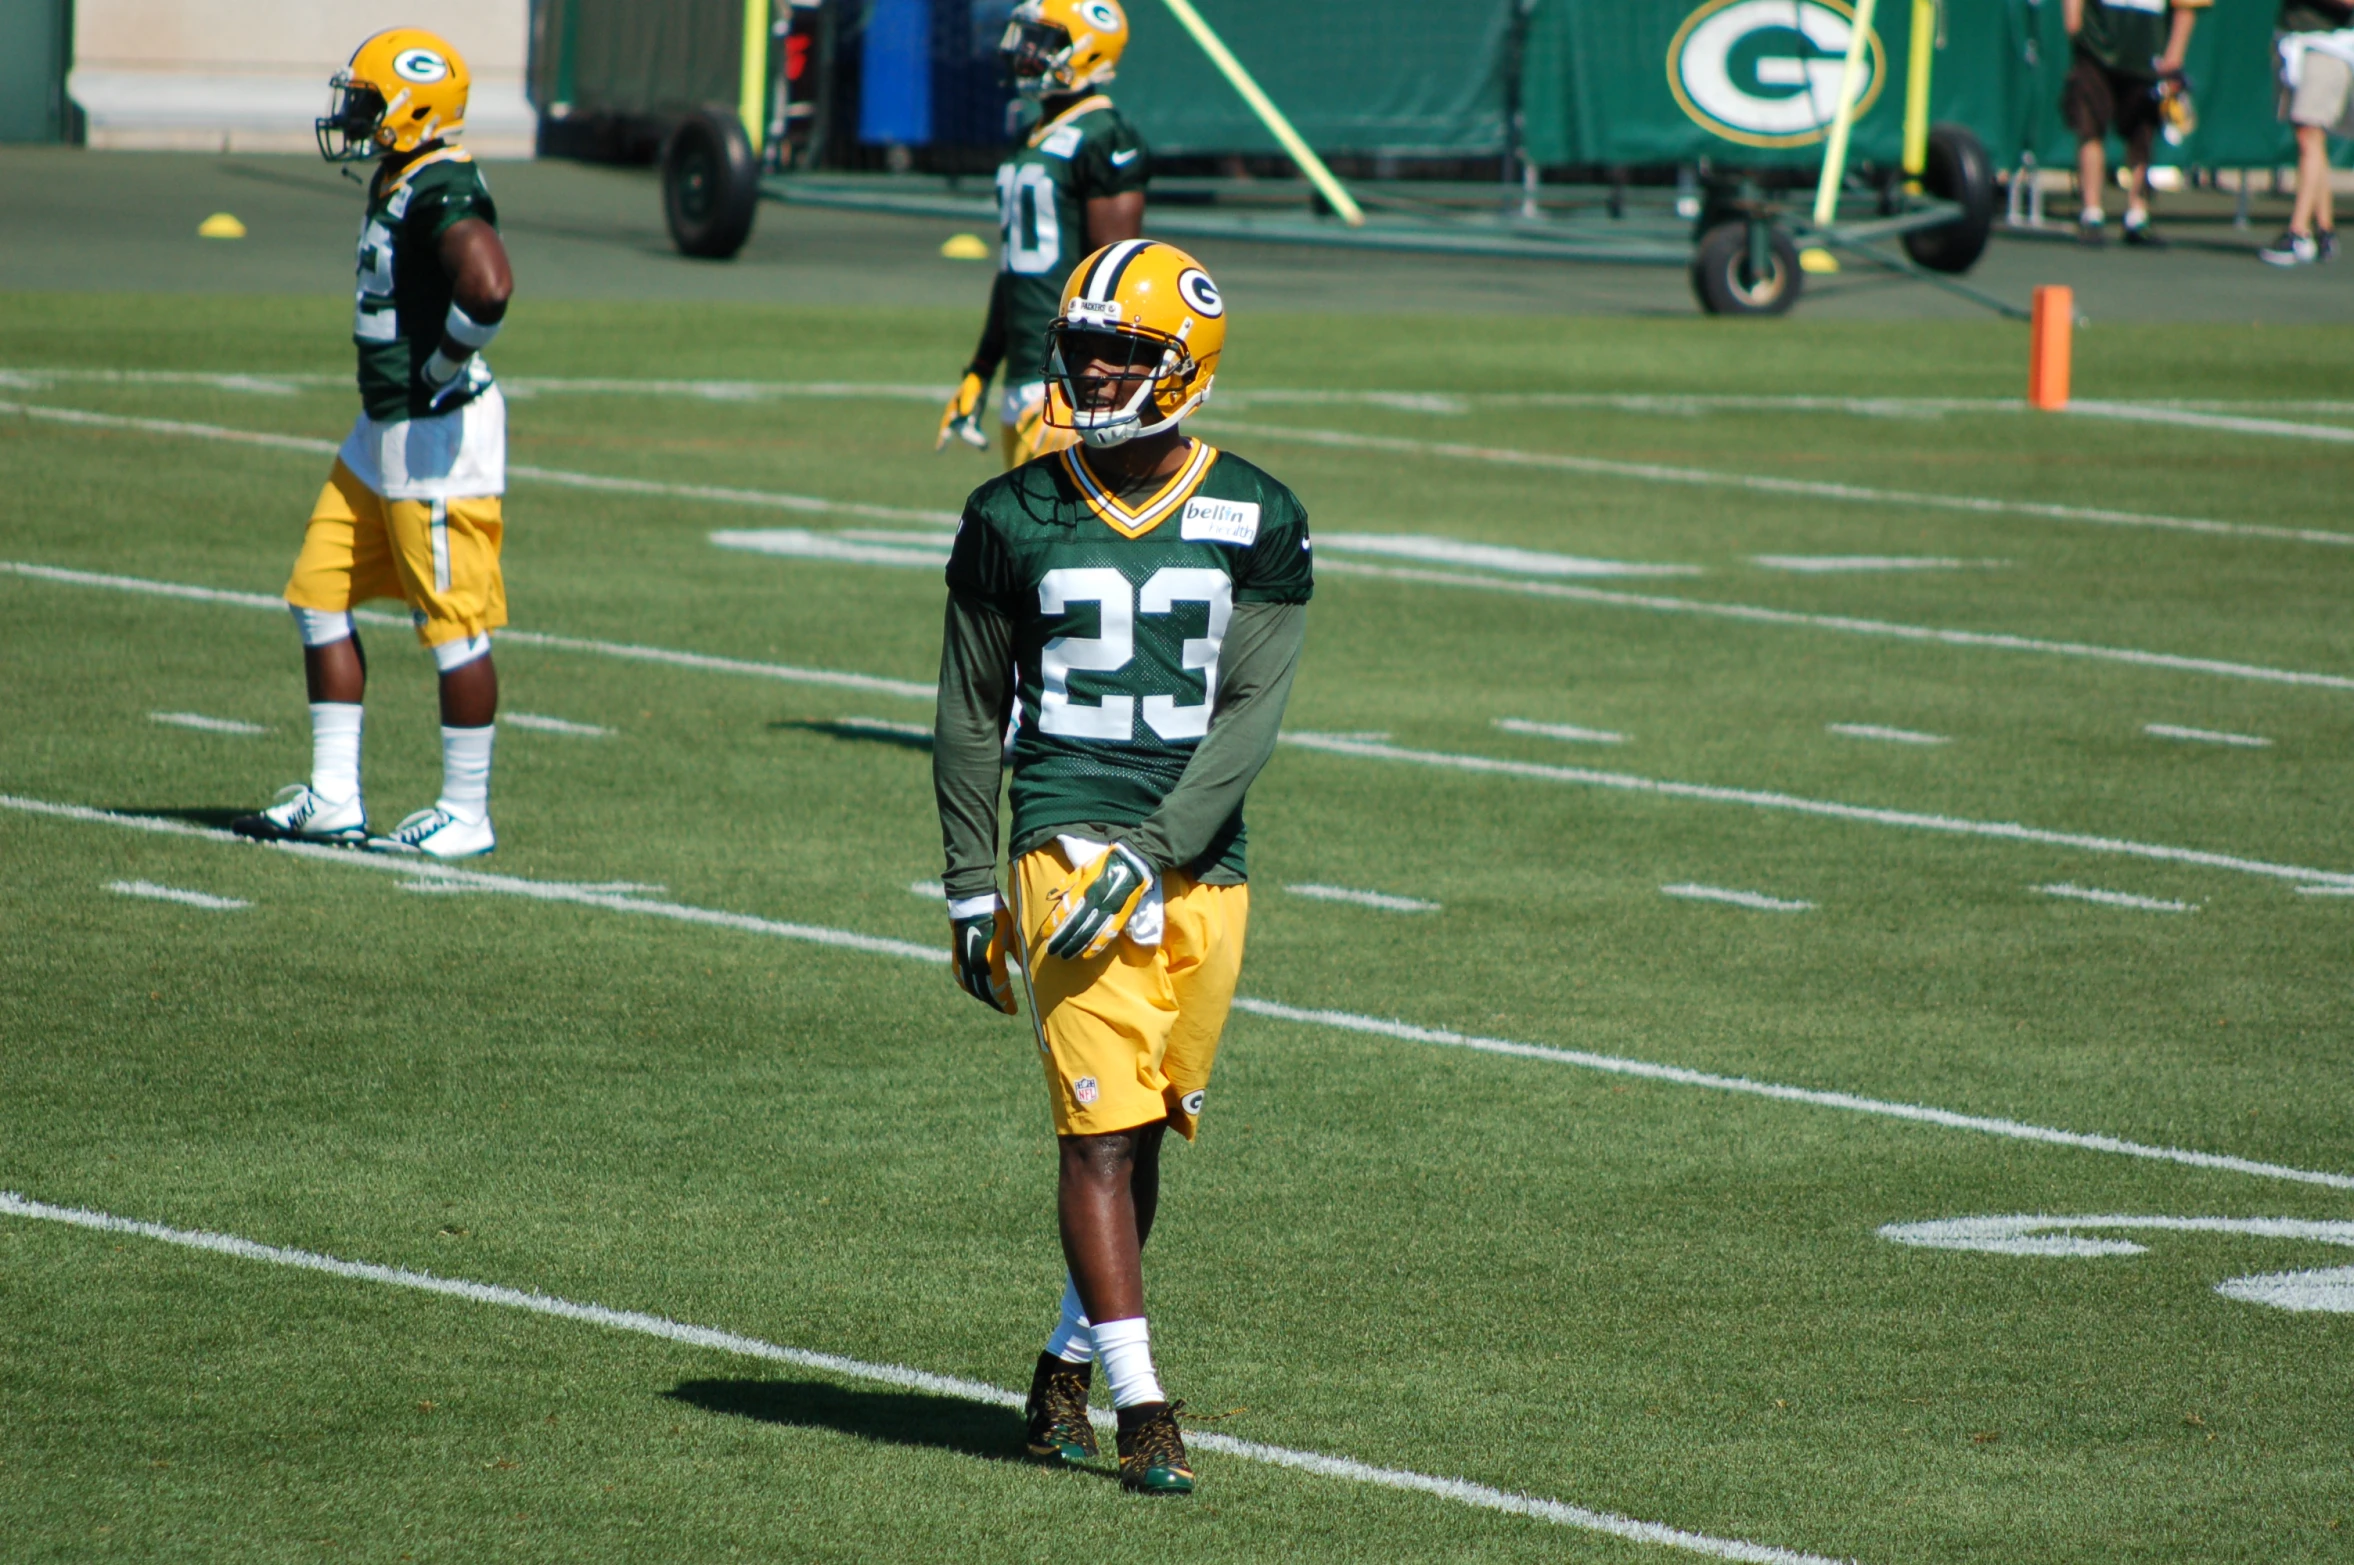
[
  {"x1": 309, "y1": 702, "x2": 363, "y2": 805},
  {"x1": 2124, "y1": 202, "x2": 2150, "y2": 228},
  {"x1": 1092, "y1": 1316, "x2": 1164, "y2": 1409},
  {"x1": 1044, "y1": 1276, "x2": 1094, "y2": 1365},
  {"x1": 2081, "y1": 203, "x2": 2105, "y2": 224},
  {"x1": 438, "y1": 724, "x2": 495, "y2": 824}
]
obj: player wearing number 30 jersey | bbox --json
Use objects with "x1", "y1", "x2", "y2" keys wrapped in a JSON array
[
  {"x1": 933, "y1": 241, "x2": 1308, "y2": 1495},
  {"x1": 936, "y1": 0, "x2": 1150, "y2": 468}
]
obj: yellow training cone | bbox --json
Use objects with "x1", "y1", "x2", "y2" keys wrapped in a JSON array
[
  {"x1": 940, "y1": 233, "x2": 989, "y2": 260},
  {"x1": 197, "y1": 213, "x2": 247, "y2": 239},
  {"x1": 1799, "y1": 247, "x2": 1840, "y2": 274}
]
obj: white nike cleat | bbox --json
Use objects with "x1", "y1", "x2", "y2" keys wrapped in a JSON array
[
  {"x1": 232, "y1": 784, "x2": 368, "y2": 845},
  {"x1": 367, "y1": 805, "x2": 496, "y2": 859}
]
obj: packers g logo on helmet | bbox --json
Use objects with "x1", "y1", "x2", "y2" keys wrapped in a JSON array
[
  {"x1": 1000, "y1": 0, "x2": 1130, "y2": 99},
  {"x1": 1046, "y1": 240, "x2": 1224, "y2": 449},
  {"x1": 317, "y1": 28, "x2": 472, "y2": 163}
]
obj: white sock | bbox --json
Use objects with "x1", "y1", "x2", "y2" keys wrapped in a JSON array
[
  {"x1": 1092, "y1": 1316, "x2": 1164, "y2": 1409},
  {"x1": 1044, "y1": 1276, "x2": 1093, "y2": 1364},
  {"x1": 438, "y1": 724, "x2": 495, "y2": 824},
  {"x1": 309, "y1": 702, "x2": 363, "y2": 805},
  {"x1": 2124, "y1": 203, "x2": 2149, "y2": 227},
  {"x1": 2081, "y1": 203, "x2": 2105, "y2": 224}
]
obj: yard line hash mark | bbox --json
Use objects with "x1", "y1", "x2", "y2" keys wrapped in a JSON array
[
  {"x1": 106, "y1": 880, "x2": 249, "y2": 911},
  {"x1": 1880, "y1": 1214, "x2": 2354, "y2": 1314},
  {"x1": 1315, "y1": 533, "x2": 1699, "y2": 578},
  {"x1": 2037, "y1": 884, "x2": 2199, "y2": 913},
  {"x1": 1277, "y1": 733, "x2": 2354, "y2": 890},
  {"x1": 711, "y1": 529, "x2": 954, "y2": 568},
  {"x1": 1661, "y1": 884, "x2": 1814, "y2": 912},
  {"x1": 0, "y1": 563, "x2": 936, "y2": 702},
  {"x1": 1204, "y1": 420, "x2": 2354, "y2": 548},
  {"x1": 1752, "y1": 556, "x2": 2001, "y2": 573},
  {"x1": 909, "y1": 880, "x2": 946, "y2": 899},
  {"x1": 10, "y1": 792, "x2": 2351, "y2": 1191},
  {"x1": 0, "y1": 1193, "x2": 1846, "y2": 1565},
  {"x1": 504, "y1": 713, "x2": 614, "y2": 737},
  {"x1": 1285, "y1": 883, "x2": 1442, "y2": 913},
  {"x1": 1827, "y1": 723, "x2": 1950, "y2": 746},
  {"x1": 1494, "y1": 717, "x2": 1629, "y2": 745},
  {"x1": 150, "y1": 711, "x2": 267, "y2": 735},
  {"x1": 2145, "y1": 723, "x2": 2271, "y2": 749}
]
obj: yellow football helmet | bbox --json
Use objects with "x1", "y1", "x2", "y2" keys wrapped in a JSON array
[
  {"x1": 317, "y1": 28, "x2": 471, "y2": 163},
  {"x1": 1000, "y1": 0, "x2": 1129, "y2": 99},
  {"x1": 1046, "y1": 240, "x2": 1224, "y2": 448}
]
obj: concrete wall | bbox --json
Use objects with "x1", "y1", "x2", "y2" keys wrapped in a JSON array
[{"x1": 71, "y1": 0, "x2": 535, "y2": 155}]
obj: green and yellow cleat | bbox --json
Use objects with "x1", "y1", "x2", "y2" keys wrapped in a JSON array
[
  {"x1": 1022, "y1": 1353, "x2": 1098, "y2": 1464},
  {"x1": 1115, "y1": 1400, "x2": 1194, "y2": 1495}
]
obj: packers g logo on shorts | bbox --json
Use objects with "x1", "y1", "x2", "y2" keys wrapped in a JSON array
[
  {"x1": 1179, "y1": 1090, "x2": 1205, "y2": 1116},
  {"x1": 1176, "y1": 269, "x2": 1222, "y2": 319},
  {"x1": 392, "y1": 48, "x2": 451, "y2": 84},
  {"x1": 1666, "y1": 0, "x2": 1885, "y2": 149}
]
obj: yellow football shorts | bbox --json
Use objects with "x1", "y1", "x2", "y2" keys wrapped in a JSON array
[
  {"x1": 1014, "y1": 843, "x2": 1249, "y2": 1142},
  {"x1": 285, "y1": 460, "x2": 507, "y2": 650}
]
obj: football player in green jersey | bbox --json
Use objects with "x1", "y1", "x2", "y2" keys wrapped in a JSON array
[
  {"x1": 936, "y1": 0, "x2": 1150, "y2": 468},
  {"x1": 234, "y1": 28, "x2": 514, "y2": 859},
  {"x1": 933, "y1": 241, "x2": 1312, "y2": 1493}
]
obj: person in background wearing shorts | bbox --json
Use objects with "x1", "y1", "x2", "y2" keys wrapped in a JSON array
[
  {"x1": 2262, "y1": 0, "x2": 2354, "y2": 264},
  {"x1": 2063, "y1": 0, "x2": 2208, "y2": 246}
]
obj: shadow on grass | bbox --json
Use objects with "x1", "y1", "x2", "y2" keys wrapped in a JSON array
[
  {"x1": 668, "y1": 1378, "x2": 1106, "y2": 1476},
  {"x1": 772, "y1": 718, "x2": 934, "y2": 753},
  {"x1": 115, "y1": 806, "x2": 257, "y2": 831}
]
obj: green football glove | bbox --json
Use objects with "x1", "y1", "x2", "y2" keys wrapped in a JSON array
[
  {"x1": 1041, "y1": 843, "x2": 1154, "y2": 962},
  {"x1": 937, "y1": 370, "x2": 990, "y2": 452},
  {"x1": 949, "y1": 896, "x2": 1019, "y2": 1014}
]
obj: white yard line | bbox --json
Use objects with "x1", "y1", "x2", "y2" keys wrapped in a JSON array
[
  {"x1": 827, "y1": 716, "x2": 933, "y2": 740},
  {"x1": 105, "y1": 879, "x2": 249, "y2": 911},
  {"x1": 1276, "y1": 733, "x2": 2354, "y2": 890},
  {"x1": 2037, "y1": 884, "x2": 2199, "y2": 913},
  {"x1": 712, "y1": 529, "x2": 952, "y2": 568},
  {"x1": 0, "y1": 562, "x2": 935, "y2": 702},
  {"x1": 1827, "y1": 723, "x2": 1950, "y2": 746},
  {"x1": 1317, "y1": 533, "x2": 1699, "y2": 579},
  {"x1": 1204, "y1": 421, "x2": 2354, "y2": 549},
  {"x1": 1751, "y1": 556, "x2": 2001, "y2": 573},
  {"x1": 908, "y1": 880, "x2": 946, "y2": 899},
  {"x1": 0, "y1": 401, "x2": 958, "y2": 526},
  {"x1": 2144, "y1": 723, "x2": 2271, "y2": 749},
  {"x1": 1661, "y1": 884, "x2": 1813, "y2": 912},
  {"x1": 1314, "y1": 558, "x2": 2354, "y2": 695},
  {"x1": 1494, "y1": 717, "x2": 1628, "y2": 745},
  {"x1": 8, "y1": 791, "x2": 2350, "y2": 1192},
  {"x1": 0, "y1": 1192, "x2": 1847, "y2": 1565},
  {"x1": 150, "y1": 711, "x2": 267, "y2": 735},
  {"x1": 1284, "y1": 883, "x2": 1441, "y2": 913},
  {"x1": 2065, "y1": 400, "x2": 2354, "y2": 445},
  {"x1": 504, "y1": 713, "x2": 614, "y2": 737}
]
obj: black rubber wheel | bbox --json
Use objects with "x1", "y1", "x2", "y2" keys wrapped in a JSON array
[
  {"x1": 1690, "y1": 221, "x2": 1802, "y2": 316},
  {"x1": 661, "y1": 107, "x2": 760, "y2": 260},
  {"x1": 1901, "y1": 122, "x2": 1996, "y2": 274}
]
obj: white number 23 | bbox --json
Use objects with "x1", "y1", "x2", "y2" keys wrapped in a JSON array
[{"x1": 1038, "y1": 567, "x2": 1231, "y2": 742}]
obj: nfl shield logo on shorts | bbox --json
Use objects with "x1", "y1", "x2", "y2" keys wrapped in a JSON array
[{"x1": 1073, "y1": 1076, "x2": 1099, "y2": 1106}]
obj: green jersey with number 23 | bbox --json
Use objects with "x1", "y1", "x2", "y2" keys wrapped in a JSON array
[
  {"x1": 945, "y1": 441, "x2": 1313, "y2": 878},
  {"x1": 995, "y1": 97, "x2": 1149, "y2": 386},
  {"x1": 351, "y1": 148, "x2": 499, "y2": 422}
]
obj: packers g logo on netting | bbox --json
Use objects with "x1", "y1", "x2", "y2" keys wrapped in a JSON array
[
  {"x1": 1666, "y1": 0, "x2": 1885, "y2": 149},
  {"x1": 392, "y1": 48, "x2": 450, "y2": 85},
  {"x1": 1176, "y1": 268, "x2": 1222, "y2": 319}
]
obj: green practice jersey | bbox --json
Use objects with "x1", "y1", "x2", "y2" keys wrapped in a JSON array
[
  {"x1": 944, "y1": 441, "x2": 1313, "y2": 878},
  {"x1": 352, "y1": 148, "x2": 498, "y2": 421},
  {"x1": 2077, "y1": 0, "x2": 2202, "y2": 76},
  {"x1": 992, "y1": 95, "x2": 1149, "y2": 385}
]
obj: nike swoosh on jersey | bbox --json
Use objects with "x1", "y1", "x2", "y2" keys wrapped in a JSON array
[{"x1": 1111, "y1": 149, "x2": 1139, "y2": 165}]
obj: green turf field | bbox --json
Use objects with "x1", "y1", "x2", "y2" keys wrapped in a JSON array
[{"x1": 4, "y1": 289, "x2": 2353, "y2": 1563}]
